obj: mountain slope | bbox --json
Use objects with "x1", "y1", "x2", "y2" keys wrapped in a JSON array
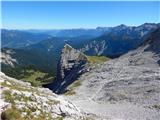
[
  {"x1": 0, "y1": 72, "x2": 89, "y2": 120},
  {"x1": 80, "y1": 23, "x2": 160, "y2": 57},
  {"x1": 1, "y1": 35, "x2": 95, "y2": 82},
  {"x1": 63, "y1": 28, "x2": 160, "y2": 120},
  {"x1": 1, "y1": 47, "x2": 56, "y2": 86}
]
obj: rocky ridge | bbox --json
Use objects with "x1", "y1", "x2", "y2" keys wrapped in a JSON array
[
  {"x1": 80, "y1": 23, "x2": 160, "y2": 57},
  {"x1": 0, "y1": 49, "x2": 18, "y2": 67},
  {"x1": 0, "y1": 72, "x2": 88, "y2": 120},
  {"x1": 64, "y1": 28, "x2": 160, "y2": 119}
]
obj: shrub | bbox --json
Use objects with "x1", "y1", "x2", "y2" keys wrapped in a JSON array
[{"x1": 1, "y1": 107, "x2": 23, "y2": 120}]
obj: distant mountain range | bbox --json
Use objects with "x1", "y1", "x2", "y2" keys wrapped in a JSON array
[
  {"x1": 23, "y1": 28, "x2": 109, "y2": 37},
  {"x1": 1, "y1": 23, "x2": 160, "y2": 80},
  {"x1": 2, "y1": 23, "x2": 159, "y2": 49},
  {"x1": 78, "y1": 23, "x2": 160, "y2": 57}
]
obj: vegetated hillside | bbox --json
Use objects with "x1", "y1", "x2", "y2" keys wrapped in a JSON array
[
  {"x1": 0, "y1": 36, "x2": 90, "y2": 86},
  {"x1": 1, "y1": 48, "x2": 56, "y2": 86},
  {"x1": 23, "y1": 37, "x2": 66, "y2": 65},
  {"x1": 1, "y1": 29, "x2": 51, "y2": 48},
  {"x1": 0, "y1": 35, "x2": 98, "y2": 84},
  {"x1": 63, "y1": 28, "x2": 160, "y2": 120}
]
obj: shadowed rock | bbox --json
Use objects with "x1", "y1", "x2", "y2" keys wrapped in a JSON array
[{"x1": 52, "y1": 44, "x2": 88, "y2": 93}]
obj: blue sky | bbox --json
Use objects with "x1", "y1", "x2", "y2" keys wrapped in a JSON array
[{"x1": 1, "y1": 1, "x2": 160, "y2": 29}]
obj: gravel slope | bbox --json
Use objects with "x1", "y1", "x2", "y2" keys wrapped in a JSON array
[{"x1": 64, "y1": 28, "x2": 160, "y2": 120}]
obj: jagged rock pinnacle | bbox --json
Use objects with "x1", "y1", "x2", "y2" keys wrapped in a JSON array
[
  {"x1": 52, "y1": 44, "x2": 88, "y2": 93},
  {"x1": 64, "y1": 43, "x2": 72, "y2": 49}
]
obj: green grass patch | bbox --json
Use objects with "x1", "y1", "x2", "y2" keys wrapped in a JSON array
[
  {"x1": 2, "y1": 89, "x2": 34, "y2": 104},
  {"x1": 1, "y1": 106, "x2": 24, "y2": 120},
  {"x1": 21, "y1": 70, "x2": 47, "y2": 87},
  {"x1": 1, "y1": 80, "x2": 33, "y2": 92},
  {"x1": 71, "y1": 80, "x2": 82, "y2": 88},
  {"x1": 2, "y1": 89, "x2": 53, "y2": 120},
  {"x1": 2, "y1": 65, "x2": 55, "y2": 87},
  {"x1": 3, "y1": 90, "x2": 15, "y2": 104},
  {"x1": 1, "y1": 105, "x2": 53, "y2": 120},
  {"x1": 17, "y1": 69, "x2": 55, "y2": 87},
  {"x1": 152, "y1": 105, "x2": 160, "y2": 109},
  {"x1": 64, "y1": 91, "x2": 76, "y2": 96},
  {"x1": 87, "y1": 56, "x2": 110, "y2": 64},
  {"x1": 47, "y1": 99, "x2": 60, "y2": 105},
  {"x1": 54, "y1": 117, "x2": 64, "y2": 120},
  {"x1": 65, "y1": 80, "x2": 81, "y2": 96}
]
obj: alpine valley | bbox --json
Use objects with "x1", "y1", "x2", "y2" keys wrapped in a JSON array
[{"x1": 1, "y1": 23, "x2": 160, "y2": 120}]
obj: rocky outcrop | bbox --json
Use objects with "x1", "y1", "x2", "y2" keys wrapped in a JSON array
[
  {"x1": 65, "y1": 28, "x2": 160, "y2": 120},
  {"x1": 143, "y1": 27, "x2": 160, "y2": 60},
  {"x1": 58, "y1": 44, "x2": 87, "y2": 80},
  {"x1": 0, "y1": 72, "x2": 87, "y2": 120},
  {"x1": 0, "y1": 49, "x2": 18, "y2": 67},
  {"x1": 51, "y1": 44, "x2": 88, "y2": 93}
]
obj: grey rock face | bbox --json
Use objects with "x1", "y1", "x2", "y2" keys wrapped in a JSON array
[
  {"x1": 52, "y1": 44, "x2": 88, "y2": 93},
  {"x1": 0, "y1": 72, "x2": 87, "y2": 120},
  {"x1": 144, "y1": 27, "x2": 160, "y2": 60},
  {"x1": 0, "y1": 49, "x2": 18, "y2": 67},
  {"x1": 58, "y1": 44, "x2": 87, "y2": 80},
  {"x1": 65, "y1": 28, "x2": 160, "y2": 120}
]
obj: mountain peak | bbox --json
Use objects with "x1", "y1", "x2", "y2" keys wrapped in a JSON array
[
  {"x1": 52, "y1": 44, "x2": 88, "y2": 93},
  {"x1": 63, "y1": 43, "x2": 73, "y2": 51},
  {"x1": 64, "y1": 43, "x2": 72, "y2": 48},
  {"x1": 62, "y1": 44, "x2": 87, "y2": 61},
  {"x1": 115, "y1": 24, "x2": 128, "y2": 28}
]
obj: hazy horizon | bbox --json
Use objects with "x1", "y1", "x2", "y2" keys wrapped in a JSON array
[{"x1": 1, "y1": 22, "x2": 160, "y2": 30}]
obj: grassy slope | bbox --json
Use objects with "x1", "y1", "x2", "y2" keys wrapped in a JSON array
[
  {"x1": 87, "y1": 56, "x2": 110, "y2": 64},
  {"x1": 21, "y1": 70, "x2": 55, "y2": 87},
  {"x1": 2, "y1": 64, "x2": 55, "y2": 87},
  {"x1": 65, "y1": 80, "x2": 82, "y2": 95},
  {"x1": 1, "y1": 78, "x2": 60, "y2": 120}
]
